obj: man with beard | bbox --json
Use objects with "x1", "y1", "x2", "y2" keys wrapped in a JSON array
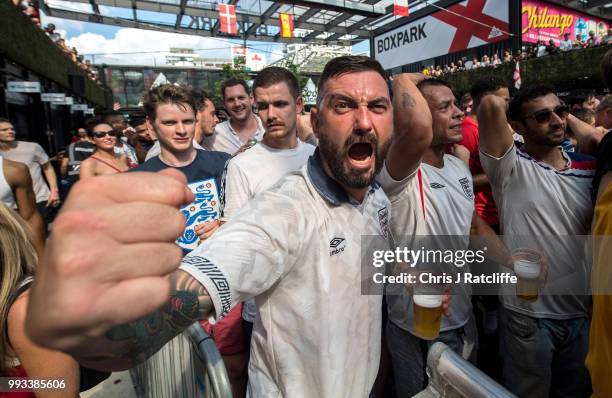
[
  {"x1": 25, "y1": 56, "x2": 430, "y2": 397},
  {"x1": 479, "y1": 85, "x2": 595, "y2": 398},
  {"x1": 202, "y1": 78, "x2": 264, "y2": 155}
]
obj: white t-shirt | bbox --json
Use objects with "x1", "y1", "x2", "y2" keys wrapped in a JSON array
[
  {"x1": 180, "y1": 152, "x2": 391, "y2": 397},
  {"x1": 480, "y1": 144, "x2": 595, "y2": 319},
  {"x1": 222, "y1": 139, "x2": 315, "y2": 322},
  {"x1": 0, "y1": 141, "x2": 50, "y2": 203},
  {"x1": 222, "y1": 140, "x2": 315, "y2": 219},
  {"x1": 202, "y1": 116, "x2": 265, "y2": 155},
  {"x1": 145, "y1": 139, "x2": 204, "y2": 161},
  {"x1": 0, "y1": 156, "x2": 17, "y2": 209},
  {"x1": 377, "y1": 155, "x2": 474, "y2": 333}
]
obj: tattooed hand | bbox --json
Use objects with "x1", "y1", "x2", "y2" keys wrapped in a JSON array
[{"x1": 25, "y1": 169, "x2": 207, "y2": 370}]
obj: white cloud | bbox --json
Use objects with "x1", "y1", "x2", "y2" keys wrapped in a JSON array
[{"x1": 66, "y1": 28, "x2": 234, "y2": 66}]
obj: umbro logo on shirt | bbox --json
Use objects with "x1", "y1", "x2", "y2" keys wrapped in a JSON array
[
  {"x1": 430, "y1": 182, "x2": 445, "y2": 189},
  {"x1": 330, "y1": 237, "x2": 346, "y2": 256}
]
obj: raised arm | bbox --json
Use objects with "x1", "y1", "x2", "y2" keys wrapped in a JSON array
[
  {"x1": 566, "y1": 113, "x2": 603, "y2": 155},
  {"x1": 386, "y1": 74, "x2": 433, "y2": 180},
  {"x1": 478, "y1": 95, "x2": 514, "y2": 157},
  {"x1": 26, "y1": 170, "x2": 201, "y2": 371}
]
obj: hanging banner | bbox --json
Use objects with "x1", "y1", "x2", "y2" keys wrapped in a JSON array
[
  {"x1": 374, "y1": 0, "x2": 509, "y2": 70},
  {"x1": 521, "y1": 0, "x2": 610, "y2": 45}
]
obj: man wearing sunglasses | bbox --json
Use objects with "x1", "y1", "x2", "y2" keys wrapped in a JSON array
[{"x1": 478, "y1": 85, "x2": 598, "y2": 398}]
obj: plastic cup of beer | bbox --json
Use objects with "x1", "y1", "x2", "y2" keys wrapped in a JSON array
[
  {"x1": 413, "y1": 293, "x2": 443, "y2": 340},
  {"x1": 513, "y1": 249, "x2": 543, "y2": 303}
]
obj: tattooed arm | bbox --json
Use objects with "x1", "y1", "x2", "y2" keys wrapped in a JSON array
[
  {"x1": 387, "y1": 73, "x2": 433, "y2": 180},
  {"x1": 74, "y1": 270, "x2": 213, "y2": 371}
]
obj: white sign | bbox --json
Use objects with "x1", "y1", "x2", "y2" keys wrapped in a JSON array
[
  {"x1": 63, "y1": 97, "x2": 74, "y2": 105},
  {"x1": 41, "y1": 93, "x2": 65, "y2": 102},
  {"x1": 85, "y1": 108, "x2": 95, "y2": 115},
  {"x1": 373, "y1": 0, "x2": 509, "y2": 70},
  {"x1": 302, "y1": 78, "x2": 317, "y2": 105},
  {"x1": 71, "y1": 104, "x2": 89, "y2": 112},
  {"x1": 245, "y1": 49, "x2": 266, "y2": 72},
  {"x1": 7, "y1": 81, "x2": 41, "y2": 93}
]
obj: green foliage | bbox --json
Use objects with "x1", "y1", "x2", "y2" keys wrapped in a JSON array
[
  {"x1": 212, "y1": 60, "x2": 251, "y2": 105},
  {"x1": 0, "y1": 0, "x2": 106, "y2": 106},
  {"x1": 286, "y1": 63, "x2": 309, "y2": 92}
]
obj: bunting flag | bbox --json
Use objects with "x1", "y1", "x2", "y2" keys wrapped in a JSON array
[
  {"x1": 218, "y1": 3, "x2": 237, "y2": 34},
  {"x1": 394, "y1": 0, "x2": 409, "y2": 17},
  {"x1": 279, "y1": 13, "x2": 294, "y2": 38},
  {"x1": 513, "y1": 61, "x2": 521, "y2": 89}
]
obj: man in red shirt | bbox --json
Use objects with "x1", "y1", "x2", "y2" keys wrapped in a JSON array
[{"x1": 460, "y1": 76, "x2": 510, "y2": 232}]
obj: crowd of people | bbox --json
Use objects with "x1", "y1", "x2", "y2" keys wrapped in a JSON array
[
  {"x1": 426, "y1": 31, "x2": 612, "y2": 78},
  {"x1": 10, "y1": 0, "x2": 101, "y2": 84},
  {"x1": 1, "y1": 47, "x2": 612, "y2": 398}
]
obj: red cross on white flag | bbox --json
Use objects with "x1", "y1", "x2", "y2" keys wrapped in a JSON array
[
  {"x1": 218, "y1": 4, "x2": 237, "y2": 34},
  {"x1": 394, "y1": 0, "x2": 409, "y2": 17},
  {"x1": 513, "y1": 61, "x2": 521, "y2": 90}
]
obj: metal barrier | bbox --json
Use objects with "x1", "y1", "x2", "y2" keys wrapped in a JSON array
[
  {"x1": 414, "y1": 342, "x2": 517, "y2": 398},
  {"x1": 129, "y1": 322, "x2": 232, "y2": 398}
]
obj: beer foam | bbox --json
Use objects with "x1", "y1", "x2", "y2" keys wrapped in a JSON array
[
  {"x1": 413, "y1": 294, "x2": 442, "y2": 308},
  {"x1": 513, "y1": 260, "x2": 540, "y2": 279}
]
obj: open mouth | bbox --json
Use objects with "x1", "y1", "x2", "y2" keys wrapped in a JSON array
[{"x1": 348, "y1": 142, "x2": 374, "y2": 167}]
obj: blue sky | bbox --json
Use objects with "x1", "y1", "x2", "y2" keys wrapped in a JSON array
[{"x1": 42, "y1": 1, "x2": 371, "y2": 66}]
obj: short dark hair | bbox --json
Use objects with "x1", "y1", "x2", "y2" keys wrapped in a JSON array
[
  {"x1": 192, "y1": 89, "x2": 212, "y2": 112},
  {"x1": 317, "y1": 56, "x2": 388, "y2": 105},
  {"x1": 565, "y1": 89, "x2": 595, "y2": 107},
  {"x1": 601, "y1": 48, "x2": 612, "y2": 90},
  {"x1": 460, "y1": 93, "x2": 472, "y2": 106},
  {"x1": 253, "y1": 67, "x2": 300, "y2": 99},
  {"x1": 0, "y1": 118, "x2": 10, "y2": 124},
  {"x1": 470, "y1": 76, "x2": 507, "y2": 102},
  {"x1": 221, "y1": 78, "x2": 250, "y2": 100},
  {"x1": 84, "y1": 115, "x2": 111, "y2": 136},
  {"x1": 508, "y1": 84, "x2": 556, "y2": 121},
  {"x1": 416, "y1": 78, "x2": 452, "y2": 93},
  {"x1": 102, "y1": 110, "x2": 124, "y2": 124},
  {"x1": 143, "y1": 84, "x2": 196, "y2": 120},
  {"x1": 572, "y1": 107, "x2": 595, "y2": 124}
]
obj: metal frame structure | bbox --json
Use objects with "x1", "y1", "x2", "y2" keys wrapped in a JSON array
[{"x1": 40, "y1": 0, "x2": 610, "y2": 47}]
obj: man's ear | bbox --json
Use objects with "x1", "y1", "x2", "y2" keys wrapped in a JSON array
[
  {"x1": 145, "y1": 118, "x2": 157, "y2": 140},
  {"x1": 310, "y1": 107, "x2": 320, "y2": 138},
  {"x1": 509, "y1": 120, "x2": 525, "y2": 136},
  {"x1": 295, "y1": 96, "x2": 304, "y2": 115}
]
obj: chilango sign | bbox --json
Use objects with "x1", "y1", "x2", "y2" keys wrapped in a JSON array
[
  {"x1": 374, "y1": 0, "x2": 509, "y2": 70},
  {"x1": 522, "y1": 0, "x2": 610, "y2": 44}
]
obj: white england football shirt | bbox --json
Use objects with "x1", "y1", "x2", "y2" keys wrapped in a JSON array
[
  {"x1": 377, "y1": 155, "x2": 475, "y2": 333},
  {"x1": 180, "y1": 151, "x2": 391, "y2": 397},
  {"x1": 480, "y1": 144, "x2": 595, "y2": 319}
]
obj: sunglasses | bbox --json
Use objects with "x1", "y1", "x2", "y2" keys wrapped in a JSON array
[
  {"x1": 92, "y1": 130, "x2": 116, "y2": 139},
  {"x1": 524, "y1": 105, "x2": 569, "y2": 124}
]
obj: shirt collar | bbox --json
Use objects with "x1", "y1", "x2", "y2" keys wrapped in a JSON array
[{"x1": 307, "y1": 148, "x2": 381, "y2": 206}]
